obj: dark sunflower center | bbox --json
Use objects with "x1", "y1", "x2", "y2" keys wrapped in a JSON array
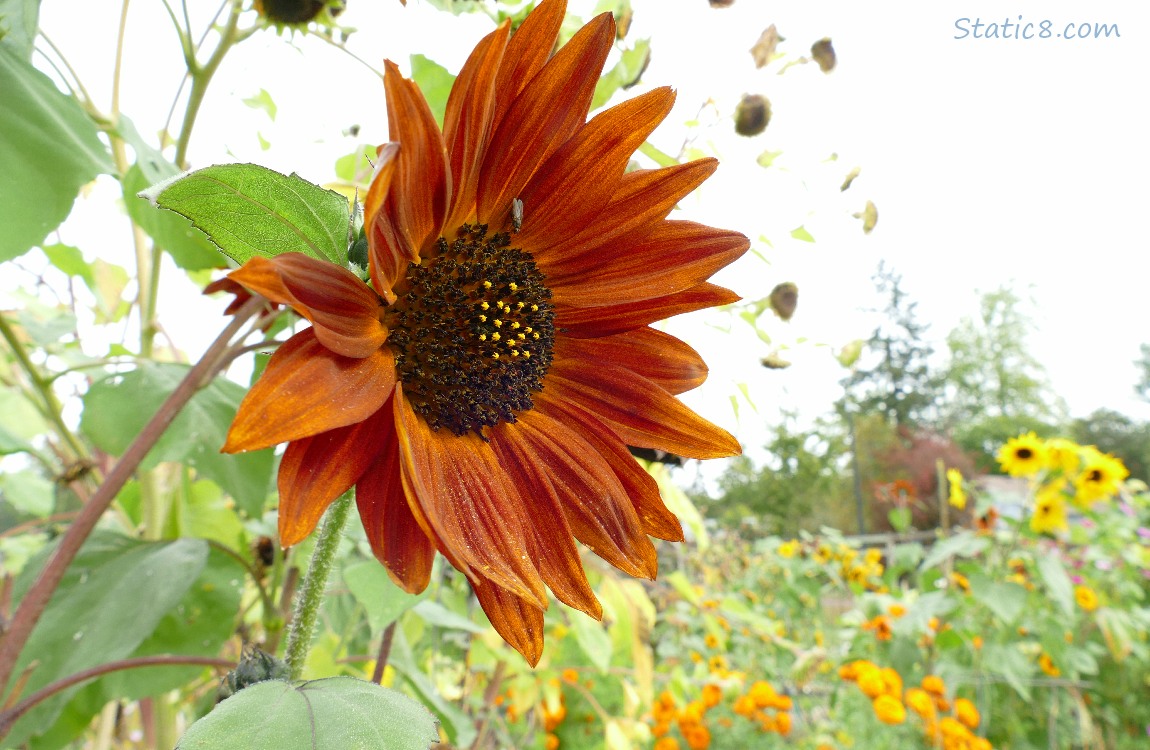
[
  {"x1": 1087, "y1": 469, "x2": 1103, "y2": 482},
  {"x1": 1016, "y1": 448, "x2": 1033, "y2": 460},
  {"x1": 385, "y1": 224, "x2": 555, "y2": 436}
]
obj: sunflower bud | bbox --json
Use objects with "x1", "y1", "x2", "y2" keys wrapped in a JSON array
[
  {"x1": 734, "y1": 94, "x2": 771, "y2": 137},
  {"x1": 709, "y1": 0, "x2": 736, "y2": 7},
  {"x1": 256, "y1": 0, "x2": 344, "y2": 26},
  {"x1": 217, "y1": 648, "x2": 291, "y2": 702}
]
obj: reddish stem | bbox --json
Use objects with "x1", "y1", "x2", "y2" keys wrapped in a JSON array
[
  {"x1": 0, "y1": 298, "x2": 262, "y2": 701},
  {"x1": 0, "y1": 655, "x2": 234, "y2": 736}
]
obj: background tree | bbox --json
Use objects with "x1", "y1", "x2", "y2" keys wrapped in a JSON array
[
  {"x1": 1135, "y1": 343, "x2": 1150, "y2": 403},
  {"x1": 1070, "y1": 408, "x2": 1150, "y2": 482},
  {"x1": 843, "y1": 263, "x2": 942, "y2": 431},
  {"x1": 944, "y1": 285, "x2": 1066, "y2": 470}
]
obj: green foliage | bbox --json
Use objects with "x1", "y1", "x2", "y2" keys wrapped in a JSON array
[
  {"x1": 410, "y1": 54, "x2": 455, "y2": 127},
  {"x1": 0, "y1": 43, "x2": 113, "y2": 261},
  {"x1": 141, "y1": 163, "x2": 352, "y2": 266},
  {"x1": 1070, "y1": 407, "x2": 1150, "y2": 482},
  {"x1": 175, "y1": 677, "x2": 439, "y2": 750}
]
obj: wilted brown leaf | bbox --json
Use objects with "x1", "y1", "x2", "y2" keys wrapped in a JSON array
[
  {"x1": 735, "y1": 94, "x2": 771, "y2": 137},
  {"x1": 769, "y1": 282, "x2": 798, "y2": 321},
  {"x1": 811, "y1": 37, "x2": 836, "y2": 72},
  {"x1": 751, "y1": 24, "x2": 781, "y2": 68}
]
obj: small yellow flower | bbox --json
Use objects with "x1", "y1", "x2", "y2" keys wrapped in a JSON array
[
  {"x1": 858, "y1": 669, "x2": 887, "y2": 699},
  {"x1": 1074, "y1": 585, "x2": 1100, "y2": 612},
  {"x1": 954, "y1": 697, "x2": 980, "y2": 729},
  {"x1": 1038, "y1": 653, "x2": 1061, "y2": 677},
  {"x1": 561, "y1": 668, "x2": 579, "y2": 684},
  {"x1": 777, "y1": 539, "x2": 800, "y2": 558},
  {"x1": 905, "y1": 687, "x2": 935, "y2": 718},
  {"x1": 921, "y1": 674, "x2": 946, "y2": 697},
  {"x1": 888, "y1": 603, "x2": 907, "y2": 618},
  {"x1": 946, "y1": 468, "x2": 967, "y2": 509},
  {"x1": 704, "y1": 633, "x2": 720, "y2": 649},
  {"x1": 997, "y1": 432, "x2": 1048, "y2": 476},
  {"x1": 872, "y1": 694, "x2": 906, "y2": 724},
  {"x1": 748, "y1": 680, "x2": 776, "y2": 708}
]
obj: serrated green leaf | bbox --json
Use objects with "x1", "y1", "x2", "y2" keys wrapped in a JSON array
[
  {"x1": 0, "y1": 44, "x2": 113, "y2": 261},
  {"x1": 80, "y1": 363, "x2": 273, "y2": 516},
  {"x1": 123, "y1": 163, "x2": 227, "y2": 271},
  {"x1": 6, "y1": 535, "x2": 207, "y2": 746},
  {"x1": 140, "y1": 163, "x2": 350, "y2": 266},
  {"x1": 410, "y1": 54, "x2": 455, "y2": 128},
  {"x1": 176, "y1": 677, "x2": 439, "y2": 750}
]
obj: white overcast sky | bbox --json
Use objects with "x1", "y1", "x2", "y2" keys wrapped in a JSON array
[{"x1": 33, "y1": 0, "x2": 1150, "y2": 456}]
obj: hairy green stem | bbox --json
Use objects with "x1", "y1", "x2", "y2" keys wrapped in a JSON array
[
  {"x1": 0, "y1": 298, "x2": 262, "y2": 703},
  {"x1": 284, "y1": 493, "x2": 354, "y2": 681}
]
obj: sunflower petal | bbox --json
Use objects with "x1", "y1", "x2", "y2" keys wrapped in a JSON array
[
  {"x1": 533, "y1": 159, "x2": 717, "y2": 267},
  {"x1": 364, "y1": 143, "x2": 403, "y2": 304},
  {"x1": 510, "y1": 410, "x2": 658, "y2": 580},
  {"x1": 537, "y1": 393, "x2": 684, "y2": 541},
  {"x1": 227, "y1": 253, "x2": 386, "y2": 358},
  {"x1": 490, "y1": 424, "x2": 603, "y2": 619},
  {"x1": 356, "y1": 407, "x2": 436, "y2": 594},
  {"x1": 556, "y1": 282, "x2": 740, "y2": 338},
  {"x1": 472, "y1": 579, "x2": 545, "y2": 666},
  {"x1": 515, "y1": 87, "x2": 675, "y2": 245},
  {"x1": 555, "y1": 327, "x2": 707, "y2": 395},
  {"x1": 477, "y1": 12, "x2": 614, "y2": 227},
  {"x1": 224, "y1": 328, "x2": 396, "y2": 453},
  {"x1": 442, "y1": 24, "x2": 509, "y2": 232},
  {"x1": 382, "y1": 60, "x2": 450, "y2": 260},
  {"x1": 549, "y1": 220, "x2": 749, "y2": 306},
  {"x1": 277, "y1": 408, "x2": 387, "y2": 547},
  {"x1": 490, "y1": 0, "x2": 567, "y2": 130},
  {"x1": 394, "y1": 387, "x2": 547, "y2": 607},
  {"x1": 546, "y1": 358, "x2": 741, "y2": 460}
]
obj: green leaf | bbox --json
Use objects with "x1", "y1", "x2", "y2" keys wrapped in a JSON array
[
  {"x1": 756, "y1": 150, "x2": 783, "y2": 168},
  {"x1": 789, "y1": 225, "x2": 815, "y2": 243},
  {"x1": 99, "y1": 545, "x2": 245, "y2": 699},
  {"x1": 969, "y1": 573, "x2": 1026, "y2": 625},
  {"x1": 41, "y1": 243, "x2": 95, "y2": 287},
  {"x1": 591, "y1": 38, "x2": 650, "y2": 110},
  {"x1": 243, "y1": 88, "x2": 278, "y2": 120},
  {"x1": 6, "y1": 534, "x2": 207, "y2": 746},
  {"x1": 638, "y1": 141, "x2": 678, "y2": 169},
  {"x1": 0, "y1": 469, "x2": 53, "y2": 516},
  {"x1": 387, "y1": 630, "x2": 475, "y2": 747},
  {"x1": 982, "y1": 644, "x2": 1031, "y2": 699},
  {"x1": 343, "y1": 561, "x2": 429, "y2": 632},
  {"x1": 571, "y1": 611, "x2": 613, "y2": 673},
  {"x1": 0, "y1": 0, "x2": 41, "y2": 59},
  {"x1": 80, "y1": 363, "x2": 274, "y2": 516},
  {"x1": 0, "y1": 388, "x2": 50, "y2": 455},
  {"x1": 1036, "y1": 554, "x2": 1075, "y2": 618},
  {"x1": 919, "y1": 531, "x2": 987, "y2": 570},
  {"x1": 176, "y1": 677, "x2": 439, "y2": 750},
  {"x1": 887, "y1": 507, "x2": 912, "y2": 532},
  {"x1": 139, "y1": 163, "x2": 351, "y2": 266},
  {"x1": 414, "y1": 600, "x2": 486, "y2": 633},
  {"x1": 0, "y1": 44, "x2": 114, "y2": 261},
  {"x1": 410, "y1": 54, "x2": 455, "y2": 128},
  {"x1": 123, "y1": 163, "x2": 226, "y2": 271}
]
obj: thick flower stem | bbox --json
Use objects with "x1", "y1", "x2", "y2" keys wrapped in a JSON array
[
  {"x1": 284, "y1": 493, "x2": 354, "y2": 681},
  {"x1": 0, "y1": 299, "x2": 262, "y2": 703}
]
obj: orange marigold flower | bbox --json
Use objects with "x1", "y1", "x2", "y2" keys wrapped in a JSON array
[
  {"x1": 651, "y1": 721, "x2": 671, "y2": 737},
  {"x1": 863, "y1": 614, "x2": 893, "y2": 640},
  {"x1": 545, "y1": 733, "x2": 560, "y2": 750},
  {"x1": 1038, "y1": 653, "x2": 1061, "y2": 677},
  {"x1": 654, "y1": 738, "x2": 681, "y2": 750},
  {"x1": 748, "y1": 680, "x2": 776, "y2": 708},
  {"x1": 921, "y1": 674, "x2": 946, "y2": 697},
  {"x1": 683, "y1": 724, "x2": 711, "y2": 750},
  {"x1": 904, "y1": 687, "x2": 935, "y2": 718},
  {"x1": 872, "y1": 694, "x2": 906, "y2": 725},
  {"x1": 775, "y1": 712, "x2": 792, "y2": 735},
  {"x1": 679, "y1": 700, "x2": 706, "y2": 728},
  {"x1": 542, "y1": 702, "x2": 567, "y2": 731},
  {"x1": 733, "y1": 694, "x2": 757, "y2": 718},
  {"x1": 879, "y1": 667, "x2": 903, "y2": 697},
  {"x1": 561, "y1": 668, "x2": 579, "y2": 684},
  {"x1": 701, "y1": 683, "x2": 723, "y2": 708},
  {"x1": 217, "y1": 0, "x2": 746, "y2": 666},
  {"x1": 954, "y1": 697, "x2": 980, "y2": 729},
  {"x1": 857, "y1": 669, "x2": 886, "y2": 699}
]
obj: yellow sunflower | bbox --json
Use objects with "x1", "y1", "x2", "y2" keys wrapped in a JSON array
[
  {"x1": 1074, "y1": 584, "x2": 1100, "y2": 612},
  {"x1": 997, "y1": 431, "x2": 1048, "y2": 477},
  {"x1": 946, "y1": 467, "x2": 966, "y2": 509},
  {"x1": 1043, "y1": 437, "x2": 1081, "y2": 475},
  {"x1": 1073, "y1": 447, "x2": 1128, "y2": 506},
  {"x1": 1030, "y1": 482, "x2": 1069, "y2": 535},
  {"x1": 218, "y1": 0, "x2": 745, "y2": 664}
]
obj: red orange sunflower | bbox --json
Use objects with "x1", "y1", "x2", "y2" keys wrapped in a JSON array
[{"x1": 219, "y1": 0, "x2": 746, "y2": 664}]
